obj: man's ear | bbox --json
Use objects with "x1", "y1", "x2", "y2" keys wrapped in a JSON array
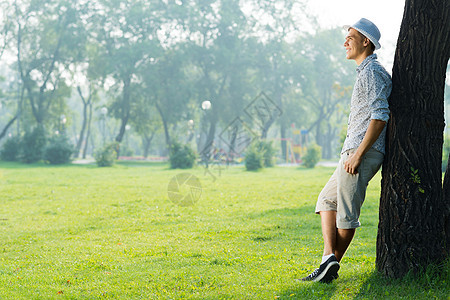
[{"x1": 363, "y1": 38, "x2": 370, "y2": 47}]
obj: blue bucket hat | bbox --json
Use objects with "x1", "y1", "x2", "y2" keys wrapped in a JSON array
[{"x1": 343, "y1": 18, "x2": 381, "y2": 50}]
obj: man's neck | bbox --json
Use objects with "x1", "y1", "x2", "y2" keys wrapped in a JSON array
[{"x1": 355, "y1": 51, "x2": 374, "y2": 66}]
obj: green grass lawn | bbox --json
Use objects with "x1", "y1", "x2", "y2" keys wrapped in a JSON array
[{"x1": 0, "y1": 162, "x2": 448, "y2": 299}]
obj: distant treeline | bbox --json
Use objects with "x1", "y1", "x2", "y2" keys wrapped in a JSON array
[{"x1": 0, "y1": 0, "x2": 358, "y2": 160}]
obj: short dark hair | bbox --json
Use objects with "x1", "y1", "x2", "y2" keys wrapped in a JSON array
[{"x1": 356, "y1": 30, "x2": 375, "y2": 52}]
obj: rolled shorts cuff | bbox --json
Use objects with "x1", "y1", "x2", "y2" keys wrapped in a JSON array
[
  {"x1": 336, "y1": 219, "x2": 361, "y2": 229},
  {"x1": 314, "y1": 147, "x2": 383, "y2": 228},
  {"x1": 315, "y1": 197, "x2": 337, "y2": 214}
]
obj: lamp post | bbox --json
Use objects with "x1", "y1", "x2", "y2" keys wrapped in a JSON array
[
  {"x1": 200, "y1": 100, "x2": 212, "y2": 165},
  {"x1": 60, "y1": 114, "x2": 67, "y2": 134},
  {"x1": 187, "y1": 119, "x2": 194, "y2": 143},
  {"x1": 125, "y1": 124, "x2": 131, "y2": 150}
]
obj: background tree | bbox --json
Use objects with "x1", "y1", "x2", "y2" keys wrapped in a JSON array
[
  {"x1": 245, "y1": 0, "x2": 307, "y2": 159},
  {"x1": 180, "y1": 0, "x2": 252, "y2": 158},
  {"x1": 0, "y1": 0, "x2": 12, "y2": 60},
  {"x1": 301, "y1": 28, "x2": 354, "y2": 159},
  {"x1": 127, "y1": 85, "x2": 162, "y2": 158},
  {"x1": 0, "y1": 0, "x2": 24, "y2": 141},
  {"x1": 0, "y1": 0, "x2": 397, "y2": 162},
  {"x1": 142, "y1": 47, "x2": 189, "y2": 153},
  {"x1": 15, "y1": 0, "x2": 84, "y2": 128},
  {"x1": 75, "y1": 84, "x2": 97, "y2": 158},
  {"x1": 377, "y1": 0, "x2": 450, "y2": 278},
  {"x1": 0, "y1": 0, "x2": 22, "y2": 142},
  {"x1": 93, "y1": 0, "x2": 161, "y2": 148}
]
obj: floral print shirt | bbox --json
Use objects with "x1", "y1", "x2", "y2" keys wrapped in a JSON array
[{"x1": 342, "y1": 54, "x2": 392, "y2": 154}]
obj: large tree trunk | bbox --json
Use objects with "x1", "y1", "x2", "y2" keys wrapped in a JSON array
[{"x1": 376, "y1": 0, "x2": 450, "y2": 278}]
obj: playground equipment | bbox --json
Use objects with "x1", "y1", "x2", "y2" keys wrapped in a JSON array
[
  {"x1": 292, "y1": 124, "x2": 309, "y2": 162},
  {"x1": 278, "y1": 124, "x2": 309, "y2": 164},
  {"x1": 278, "y1": 138, "x2": 297, "y2": 164}
]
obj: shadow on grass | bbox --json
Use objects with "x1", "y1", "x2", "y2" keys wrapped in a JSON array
[
  {"x1": 351, "y1": 263, "x2": 450, "y2": 299},
  {"x1": 245, "y1": 205, "x2": 315, "y2": 220},
  {"x1": 277, "y1": 266, "x2": 450, "y2": 299},
  {"x1": 0, "y1": 160, "x2": 170, "y2": 169}
]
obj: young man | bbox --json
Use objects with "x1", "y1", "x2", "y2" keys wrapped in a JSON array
[{"x1": 301, "y1": 18, "x2": 392, "y2": 283}]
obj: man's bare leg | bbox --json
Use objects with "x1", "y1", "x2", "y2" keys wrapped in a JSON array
[
  {"x1": 302, "y1": 211, "x2": 348, "y2": 282},
  {"x1": 335, "y1": 228, "x2": 355, "y2": 262},
  {"x1": 320, "y1": 211, "x2": 356, "y2": 262},
  {"x1": 320, "y1": 211, "x2": 337, "y2": 256}
]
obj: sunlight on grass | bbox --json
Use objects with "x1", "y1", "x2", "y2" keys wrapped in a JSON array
[{"x1": 0, "y1": 162, "x2": 448, "y2": 299}]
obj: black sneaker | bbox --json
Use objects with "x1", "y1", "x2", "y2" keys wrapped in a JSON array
[{"x1": 301, "y1": 256, "x2": 340, "y2": 283}]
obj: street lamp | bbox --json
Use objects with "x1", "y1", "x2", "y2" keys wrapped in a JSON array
[
  {"x1": 201, "y1": 100, "x2": 211, "y2": 110},
  {"x1": 187, "y1": 119, "x2": 195, "y2": 143},
  {"x1": 60, "y1": 114, "x2": 67, "y2": 134},
  {"x1": 200, "y1": 101, "x2": 212, "y2": 165},
  {"x1": 125, "y1": 124, "x2": 131, "y2": 150}
]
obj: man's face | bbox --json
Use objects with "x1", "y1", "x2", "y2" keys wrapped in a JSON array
[{"x1": 344, "y1": 28, "x2": 368, "y2": 61}]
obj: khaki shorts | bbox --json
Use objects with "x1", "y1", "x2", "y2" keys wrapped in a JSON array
[{"x1": 315, "y1": 148, "x2": 383, "y2": 229}]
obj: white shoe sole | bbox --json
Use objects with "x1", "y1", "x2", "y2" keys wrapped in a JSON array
[{"x1": 313, "y1": 261, "x2": 340, "y2": 283}]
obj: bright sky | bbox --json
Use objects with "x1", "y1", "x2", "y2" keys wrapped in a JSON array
[{"x1": 306, "y1": 0, "x2": 406, "y2": 72}]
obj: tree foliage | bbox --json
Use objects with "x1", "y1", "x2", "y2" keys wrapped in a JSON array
[{"x1": 0, "y1": 0, "x2": 373, "y2": 164}]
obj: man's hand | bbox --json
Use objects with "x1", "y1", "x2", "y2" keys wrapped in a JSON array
[
  {"x1": 344, "y1": 152, "x2": 362, "y2": 174},
  {"x1": 344, "y1": 119, "x2": 386, "y2": 175}
]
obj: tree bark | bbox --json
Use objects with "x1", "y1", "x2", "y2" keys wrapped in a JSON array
[
  {"x1": 155, "y1": 102, "x2": 171, "y2": 155},
  {"x1": 376, "y1": 0, "x2": 450, "y2": 278},
  {"x1": 82, "y1": 101, "x2": 93, "y2": 159},
  {"x1": 142, "y1": 132, "x2": 155, "y2": 159},
  {"x1": 204, "y1": 116, "x2": 217, "y2": 160},
  {"x1": 76, "y1": 86, "x2": 91, "y2": 158},
  {"x1": 115, "y1": 77, "x2": 131, "y2": 144},
  {"x1": 0, "y1": 91, "x2": 23, "y2": 141},
  {"x1": 0, "y1": 115, "x2": 18, "y2": 140}
]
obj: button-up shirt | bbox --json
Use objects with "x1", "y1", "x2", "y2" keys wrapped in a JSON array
[{"x1": 342, "y1": 54, "x2": 392, "y2": 154}]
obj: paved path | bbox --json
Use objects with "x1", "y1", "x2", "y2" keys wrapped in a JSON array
[{"x1": 277, "y1": 161, "x2": 338, "y2": 167}]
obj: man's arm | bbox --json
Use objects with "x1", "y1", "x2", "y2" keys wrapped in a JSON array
[{"x1": 344, "y1": 119, "x2": 386, "y2": 174}]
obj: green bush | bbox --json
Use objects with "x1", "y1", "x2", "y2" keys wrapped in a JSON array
[
  {"x1": 0, "y1": 136, "x2": 21, "y2": 161},
  {"x1": 169, "y1": 141, "x2": 196, "y2": 169},
  {"x1": 259, "y1": 140, "x2": 276, "y2": 167},
  {"x1": 244, "y1": 140, "x2": 276, "y2": 171},
  {"x1": 21, "y1": 126, "x2": 47, "y2": 163},
  {"x1": 95, "y1": 142, "x2": 118, "y2": 167},
  {"x1": 302, "y1": 144, "x2": 322, "y2": 168},
  {"x1": 244, "y1": 142, "x2": 265, "y2": 171},
  {"x1": 44, "y1": 135, "x2": 74, "y2": 164}
]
